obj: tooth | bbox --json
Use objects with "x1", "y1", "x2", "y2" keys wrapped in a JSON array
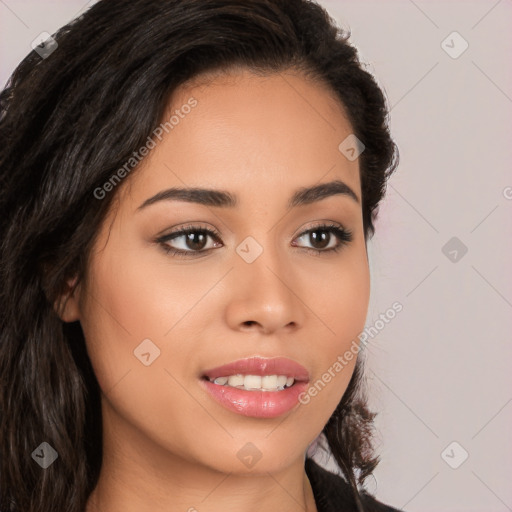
[
  {"x1": 211, "y1": 374, "x2": 294, "y2": 390},
  {"x1": 261, "y1": 375, "x2": 278, "y2": 390},
  {"x1": 244, "y1": 375, "x2": 262, "y2": 390},
  {"x1": 276, "y1": 375, "x2": 287, "y2": 388},
  {"x1": 227, "y1": 374, "x2": 245, "y2": 387}
]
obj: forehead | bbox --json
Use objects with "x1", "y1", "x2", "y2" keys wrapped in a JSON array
[{"x1": 121, "y1": 68, "x2": 360, "y2": 207}]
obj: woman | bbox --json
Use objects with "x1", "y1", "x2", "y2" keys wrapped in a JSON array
[{"x1": 0, "y1": 0, "x2": 400, "y2": 511}]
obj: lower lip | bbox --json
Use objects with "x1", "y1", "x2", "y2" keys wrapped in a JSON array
[{"x1": 200, "y1": 379, "x2": 309, "y2": 419}]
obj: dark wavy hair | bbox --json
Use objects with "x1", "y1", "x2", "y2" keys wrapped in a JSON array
[{"x1": 0, "y1": 1, "x2": 398, "y2": 511}]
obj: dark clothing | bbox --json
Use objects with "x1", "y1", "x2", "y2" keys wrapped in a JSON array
[{"x1": 305, "y1": 458, "x2": 403, "y2": 512}]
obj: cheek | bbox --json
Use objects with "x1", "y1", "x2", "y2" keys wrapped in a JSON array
[
  {"x1": 78, "y1": 248, "x2": 204, "y2": 453},
  {"x1": 78, "y1": 246, "x2": 168, "y2": 393},
  {"x1": 311, "y1": 244, "x2": 370, "y2": 351},
  {"x1": 292, "y1": 244, "x2": 369, "y2": 418},
  {"x1": 78, "y1": 235, "x2": 218, "y2": 400},
  {"x1": 81, "y1": 242, "x2": 197, "y2": 345}
]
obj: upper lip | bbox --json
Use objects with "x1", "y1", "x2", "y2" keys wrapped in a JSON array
[{"x1": 202, "y1": 356, "x2": 310, "y2": 382}]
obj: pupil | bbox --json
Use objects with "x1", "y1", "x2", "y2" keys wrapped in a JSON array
[
  {"x1": 187, "y1": 232, "x2": 207, "y2": 250},
  {"x1": 310, "y1": 230, "x2": 329, "y2": 249}
]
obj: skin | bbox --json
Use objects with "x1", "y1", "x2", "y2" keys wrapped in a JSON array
[{"x1": 59, "y1": 68, "x2": 370, "y2": 512}]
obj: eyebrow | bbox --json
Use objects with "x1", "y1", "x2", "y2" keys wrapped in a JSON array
[{"x1": 137, "y1": 179, "x2": 359, "y2": 211}]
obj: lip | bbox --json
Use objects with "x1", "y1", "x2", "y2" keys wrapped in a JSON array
[{"x1": 200, "y1": 356, "x2": 310, "y2": 419}]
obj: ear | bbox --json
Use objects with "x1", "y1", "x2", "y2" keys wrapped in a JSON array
[{"x1": 54, "y1": 276, "x2": 81, "y2": 322}]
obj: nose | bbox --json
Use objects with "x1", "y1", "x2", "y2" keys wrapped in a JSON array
[{"x1": 223, "y1": 244, "x2": 306, "y2": 335}]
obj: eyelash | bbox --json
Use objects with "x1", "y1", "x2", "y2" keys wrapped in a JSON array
[{"x1": 156, "y1": 223, "x2": 353, "y2": 259}]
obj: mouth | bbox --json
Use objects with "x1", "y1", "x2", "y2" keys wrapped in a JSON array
[{"x1": 200, "y1": 356, "x2": 310, "y2": 418}]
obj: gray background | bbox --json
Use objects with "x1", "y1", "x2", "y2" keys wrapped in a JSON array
[{"x1": 1, "y1": 1, "x2": 510, "y2": 511}]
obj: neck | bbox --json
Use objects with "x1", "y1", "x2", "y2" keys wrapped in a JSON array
[{"x1": 86, "y1": 402, "x2": 318, "y2": 512}]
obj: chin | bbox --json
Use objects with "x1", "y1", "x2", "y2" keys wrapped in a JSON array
[{"x1": 200, "y1": 437, "x2": 309, "y2": 476}]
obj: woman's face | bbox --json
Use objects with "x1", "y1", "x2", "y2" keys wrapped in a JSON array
[{"x1": 68, "y1": 68, "x2": 370, "y2": 475}]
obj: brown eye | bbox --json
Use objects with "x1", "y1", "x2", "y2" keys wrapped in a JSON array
[
  {"x1": 293, "y1": 224, "x2": 353, "y2": 254},
  {"x1": 183, "y1": 232, "x2": 208, "y2": 251},
  {"x1": 157, "y1": 226, "x2": 222, "y2": 257},
  {"x1": 307, "y1": 230, "x2": 331, "y2": 249}
]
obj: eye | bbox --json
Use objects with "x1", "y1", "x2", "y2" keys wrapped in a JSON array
[
  {"x1": 292, "y1": 223, "x2": 353, "y2": 254},
  {"x1": 156, "y1": 224, "x2": 222, "y2": 258}
]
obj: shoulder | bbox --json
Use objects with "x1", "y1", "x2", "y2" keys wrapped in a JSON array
[{"x1": 305, "y1": 457, "x2": 404, "y2": 512}]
